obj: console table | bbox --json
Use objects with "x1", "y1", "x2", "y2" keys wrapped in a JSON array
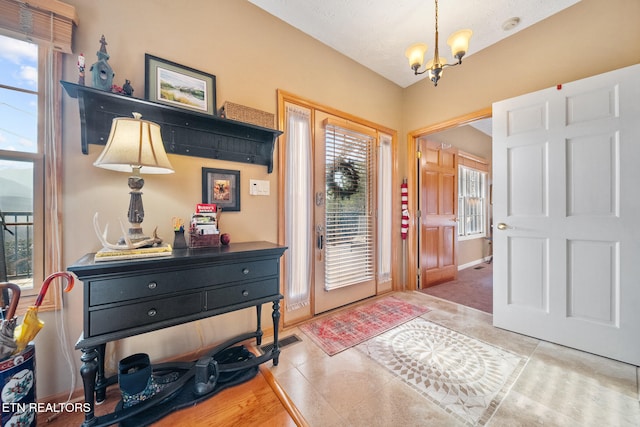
[{"x1": 67, "y1": 241, "x2": 287, "y2": 427}]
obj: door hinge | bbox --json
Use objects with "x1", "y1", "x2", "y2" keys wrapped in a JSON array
[{"x1": 416, "y1": 150, "x2": 422, "y2": 159}]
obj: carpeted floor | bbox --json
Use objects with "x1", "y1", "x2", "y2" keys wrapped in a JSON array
[
  {"x1": 419, "y1": 262, "x2": 493, "y2": 313},
  {"x1": 356, "y1": 316, "x2": 525, "y2": 425}
]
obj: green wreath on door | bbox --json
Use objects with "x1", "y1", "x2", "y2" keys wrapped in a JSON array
[{"x1": 327, "y1": 159, "x2": 359, "y2": 199}]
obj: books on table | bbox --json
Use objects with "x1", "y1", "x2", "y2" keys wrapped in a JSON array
[{"x1": 94, "y1": 244, "x2": 172, "y2": 262}]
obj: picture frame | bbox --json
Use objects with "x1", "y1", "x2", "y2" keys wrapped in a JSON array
[
  {"x1": 145, "y1": 54, "x2": 216, "y2": 115},
  {"x1": 202, "y1": 168, "x2": 240, "y2": 212}
]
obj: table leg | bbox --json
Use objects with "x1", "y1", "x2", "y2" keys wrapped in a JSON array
[
  {"x1": 79, "y1": 346, "x2": 98, "y2": 426},
  {"x1": 271, "y1": 299, "x2": 280, "y2": 366},
  {"x1": 255, "y1": 304, "x2": 263, "y2": 345},
  {"x1": 95, "y1": 343, "x2": 107, "y2": 404}
]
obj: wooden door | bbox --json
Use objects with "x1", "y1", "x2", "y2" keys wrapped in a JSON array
[
  {"x1": 419, "y1": 139, "x2": 457, "y2": 287},
  {"x1": 493, "y1": 64, "x2": 640, "y2": 365}
]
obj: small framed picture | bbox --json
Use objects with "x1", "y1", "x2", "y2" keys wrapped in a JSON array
[
  {"x1": 145, "y1": 54, "x2": 216, "y2": 115},
  {"x1": 202, "y1": 168, "x2": 240, "y2": 212}
]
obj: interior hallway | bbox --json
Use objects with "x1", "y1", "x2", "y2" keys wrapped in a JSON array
[
  {"x1": 419, "y1": 262, "x2": 494, "y2": 314},
  {"x1": 267, "y1": 291, "x2": 639, "y2": 426}
]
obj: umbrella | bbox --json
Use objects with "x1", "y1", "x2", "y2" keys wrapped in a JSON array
[
  {"x1": 13, "y1": 272, "x2": 74, "y2": 354},
  {"x1": 0, "y1": 282, "x2": 20, "y2": 360}
]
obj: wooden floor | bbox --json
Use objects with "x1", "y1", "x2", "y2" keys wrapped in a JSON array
[{"x1": 38, "y1": 361, "x2": 306, "y2": 427}]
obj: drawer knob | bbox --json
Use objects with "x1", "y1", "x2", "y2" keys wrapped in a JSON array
[
  {"x1": 148, "y1": 281, "x2": 157, "y2": 290},
  {"x1": 242, "y1": 290, "x2": 249, "y2": 297},
  {"x1": 147, "y1": 308, "x2": 157, "y2": 317},
  {"x1": 242, "y1": 268, "x2": 250, "y2": 275}
]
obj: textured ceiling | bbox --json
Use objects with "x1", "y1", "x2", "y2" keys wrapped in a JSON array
[{"x1": 249, "y1": 0, "x2": 581, "y2": 88}]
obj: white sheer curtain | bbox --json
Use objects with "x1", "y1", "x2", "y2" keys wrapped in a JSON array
[
  {"x1": 44, "y1": 47, "x2": 63, "y2": 277},
  {"x1": 284, "y1": 103, "x2": 312, "y2": 311},
  {"x1": 377, "y1": 133, "x2": 392, "y2": 283}
]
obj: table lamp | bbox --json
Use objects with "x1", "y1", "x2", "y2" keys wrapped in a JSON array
[{"x1": 93, "y1": 112, "x2": 174, "y2": 245}]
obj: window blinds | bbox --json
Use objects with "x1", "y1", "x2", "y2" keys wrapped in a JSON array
[
  {"x1": 458, "y1": 165, "x2": 487, "y2": 237},
  {"x1": 0, "y1": 0, "x2": 77, "y2": 53},
  {"x1": 324, "y1": 121, "x2": 375, "y2": 291}
]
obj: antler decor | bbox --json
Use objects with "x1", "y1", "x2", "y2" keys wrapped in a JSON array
[{"x1": 93, "y1": 213, "x2": 162, "y2": 250}]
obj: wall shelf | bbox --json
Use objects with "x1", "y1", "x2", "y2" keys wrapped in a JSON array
[{"x1": 61, "y1": 81, "x2": 282, "y2": 172}]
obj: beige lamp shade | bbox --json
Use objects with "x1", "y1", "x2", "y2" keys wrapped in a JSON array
[
  {"x1": 94, "y1": 112, "x2": 174, "y2": 174},
  {"x1": 405, "y1": 43, "x2": 428, "y2": 69},
  {"x1": 447, "y1": 29, "x2": 472, "y2": 59}
]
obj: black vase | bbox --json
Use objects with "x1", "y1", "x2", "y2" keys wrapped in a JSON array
[{"x1": 173, "y1": 230, "x2": 187, "y2": 249}]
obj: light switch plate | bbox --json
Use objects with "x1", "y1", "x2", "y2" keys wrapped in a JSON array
[{"x1": 250, "y1": 179, "x2": 270, "y2": 196}]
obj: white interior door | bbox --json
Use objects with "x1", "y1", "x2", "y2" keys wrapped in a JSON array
[{"x1": 492, "y1": 64, "x2": 640, "y2": 365}]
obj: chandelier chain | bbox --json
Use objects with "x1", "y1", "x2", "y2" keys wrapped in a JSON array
[{"x1": 433, "y1": 0, "x2": 440, "y2": 65}]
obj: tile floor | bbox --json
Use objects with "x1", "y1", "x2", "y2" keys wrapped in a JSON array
[{"x1": 263, "y1": 291, "x2": 640, "y2": 426}]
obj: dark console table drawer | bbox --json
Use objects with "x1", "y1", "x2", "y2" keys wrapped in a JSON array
[
  {"x1": 88, "y1": 258, "x2": 279, "y2": 306},
  {"x1": 89, "y1": 292, "x2": 202, "y2": 336},
  {"x1": 206, "y1": 278, "x2": 279, "y2": 311}
]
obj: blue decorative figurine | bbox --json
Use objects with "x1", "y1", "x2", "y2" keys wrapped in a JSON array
[{"x1": 90, "y1": 35, "x2": 114, "y2": 91}]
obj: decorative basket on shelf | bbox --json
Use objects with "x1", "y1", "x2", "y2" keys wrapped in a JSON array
[
  {"x1": 189, "y1": 231, "x2": 220, "y2": 248},
  {"x1": 218, "y1": 101, "x2": 275, "y2": 129}
]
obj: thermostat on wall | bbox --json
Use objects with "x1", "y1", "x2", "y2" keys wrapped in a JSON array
[{"x1": 250, "y1": 179, "x2": 270, "y2": 196}]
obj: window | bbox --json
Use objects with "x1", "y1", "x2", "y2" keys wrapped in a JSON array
[
  {"x1": 377, "y1": 133, "x2": 392, "y2": 284},
  {"x1": 458, "y1": 165, "x2": 488, "y2": 239},
  {"x1": 283, "y1": 103, "x2": 312, "y2": 311},
  {"x1": 324, "y1": 121, "x2": 375, "y2": 290},
  {"x1": 0, "y1": 34, "x2": 43, "y2": 292},
  {"x1": 0, "y1": 0, "x2": 75, "y2": 311}
]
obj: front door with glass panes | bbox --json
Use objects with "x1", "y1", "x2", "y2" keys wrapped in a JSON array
[{"x1": 313, "y1": 112, "x2": 376, "y2": 314}]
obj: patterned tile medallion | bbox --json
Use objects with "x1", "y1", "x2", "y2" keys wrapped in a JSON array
[{"x1": 356, "y1": 317, "x2": 526, "y2": 425}]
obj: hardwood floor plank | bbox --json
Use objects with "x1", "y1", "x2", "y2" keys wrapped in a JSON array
[{"x1": 38, "y1": 369, "x2": 299, "y2": 427}]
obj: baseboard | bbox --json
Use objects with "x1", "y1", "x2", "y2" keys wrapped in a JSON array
[{"x1": 458, "y1": 257, "x2": 491, "y2": 271}]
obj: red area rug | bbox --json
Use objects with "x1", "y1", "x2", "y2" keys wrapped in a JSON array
[{"x1": 299, "y1": 297, "x2": 430, "y2": 356}]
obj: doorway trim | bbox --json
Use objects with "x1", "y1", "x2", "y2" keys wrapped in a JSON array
[{"x1": 406, "y1": 107, "x2": 492, "y2": 291}]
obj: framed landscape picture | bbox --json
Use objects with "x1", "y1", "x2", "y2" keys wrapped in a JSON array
[
  {"x1": 145, "y1": 54, "x2": 216, "y2": 115},
  {"x1": 202, "y1": 168, "x2": 240, "y2": 212}
]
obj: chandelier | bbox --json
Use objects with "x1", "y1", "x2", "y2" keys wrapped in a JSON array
[{"x1": 405, "y1": 0, "x2": 472, "y2": 86}]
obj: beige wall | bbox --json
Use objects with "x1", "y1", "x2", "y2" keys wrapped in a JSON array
[
  {"x1": 39, "y1": 0, "x2": 402, "y2": 398},
  {"x1": 35, "y1": 0, "x2": 640, "y2": 399}
]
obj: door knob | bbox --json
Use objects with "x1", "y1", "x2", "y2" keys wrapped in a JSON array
[{"x1": 496, "y1": 223, "x2": 510, "y2": 230}]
